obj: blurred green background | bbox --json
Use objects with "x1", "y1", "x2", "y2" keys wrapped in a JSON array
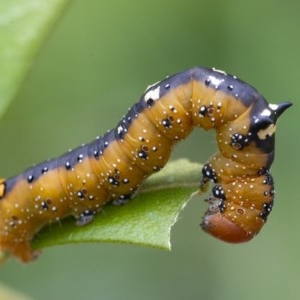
[{"x1": 0, "y1": 0, "x2": 299, "y2": 299}]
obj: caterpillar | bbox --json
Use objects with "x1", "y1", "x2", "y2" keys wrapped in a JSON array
[{"x1": 0, "y1": 67, "x2": 291, "y2": 263}]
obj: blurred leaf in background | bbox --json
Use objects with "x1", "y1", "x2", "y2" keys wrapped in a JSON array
[
  {"x1": 0, "y1": 0, "x2": 70, "y2": 118},
  {"x1": 0, "y1": 282, "x2": 32, "y2": 300}
]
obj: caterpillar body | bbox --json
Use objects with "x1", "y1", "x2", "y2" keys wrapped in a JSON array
[{"x1": 0, "y1": 67, "x2": 291, "y2": 263}]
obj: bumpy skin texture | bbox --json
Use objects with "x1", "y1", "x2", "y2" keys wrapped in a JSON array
[{"x1": 0, "y1": 67, "x2": 291, "y2": 262}]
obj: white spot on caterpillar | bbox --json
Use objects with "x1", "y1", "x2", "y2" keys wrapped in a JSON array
[
  {"x1": 207, "y1": 75, "x2": 224, "y2": 89},
  {"x1": 261, "y1": 109, "x2": 272, "y2": 117},
  {"x1": 117, "y1": 126, "x2": 123, "y2": 135},
  {"x1": 269, "y1": 104, "x2": 279, "y2": 110},
  {"x1": 258, "y1": 124, "x2": 276, "y2": 139},
  {"x1": 144, "y1": 86, "x2": 160, "y2": 102},
  {"x1": 145, "y1": 81, "x2": 160, "y2": 91},
  {"x1": 212, "y1": 67, "x2": 227, "y2": 75}
]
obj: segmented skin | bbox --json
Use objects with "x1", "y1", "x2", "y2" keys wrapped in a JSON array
[{"x1": 0, "y1": 67, "x2": 291, "y2": 262}]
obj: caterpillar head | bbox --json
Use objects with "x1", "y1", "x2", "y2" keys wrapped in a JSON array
[
  {"x1": 253, "y1": 102, "x2": 292, "y2": 152},
  {"x1": 266, "y1": 102, "x2": 292, "y2": 121}
]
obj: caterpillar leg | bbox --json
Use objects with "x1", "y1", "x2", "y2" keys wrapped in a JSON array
[
  {"x1": 200, "y1": 163, "x2": 217, "y2": 189},
  {"x1": 189, "y1": 163, "x2": 216, "y2": 199},
  {"x1": 75, "y1": 210, "x2": 96, "y2": 226},
  {"x1": 113, "y1": 198, "x2": 129, "y2": 205},
  {"x1": 112, "y1": 193, "x2": 135, "y2": 206},
  {"x1": 75, "y1": 193, "x2": 136, "y2": 226}
]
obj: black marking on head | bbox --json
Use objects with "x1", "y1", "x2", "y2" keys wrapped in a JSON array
[
  {"x1": 271, "y1": 102, "x2": 293, "y2": 120},
  {"x1": 248, "y1": 101, "x2": 281, "y2": 154},
  {"x1": 248, "y1": 102, "x2": 291, "y2": 156}
]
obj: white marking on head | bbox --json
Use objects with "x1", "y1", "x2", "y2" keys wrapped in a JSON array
[
  {"x1": 261, "y1": 108, "x2": 272, "y2": 117},
  {"x1": 257, "y1": 124, "x2": 276, "y2": 140},
  {"x1": 144, "y1": 86, "x2": 161, "y2": 102},
  {"x1": 269, "y1": 104, "x2": 279, "y2": 110}
]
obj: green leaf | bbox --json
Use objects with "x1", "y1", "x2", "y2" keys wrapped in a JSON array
[
  {"x1": 0, "y1": 0, "x2": 71, "y2": 119},
  {"x1": 33, "y1": 159, "x2": 202, "y2": 251}
]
